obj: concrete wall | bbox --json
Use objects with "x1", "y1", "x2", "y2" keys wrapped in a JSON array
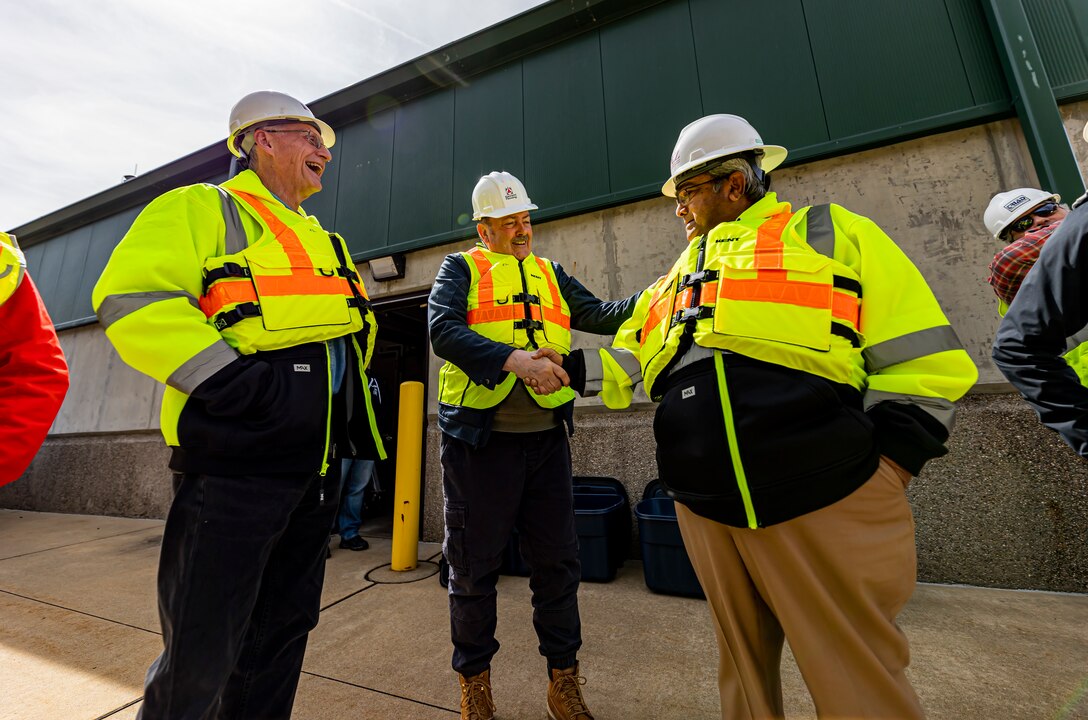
[{"x1": 8, "y1": 106, "x2": 1088, "y2": 592}]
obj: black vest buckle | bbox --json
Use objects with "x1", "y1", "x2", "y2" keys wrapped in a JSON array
[
  {"x1": 671, "y1": 305, "x2": 714, "y2": 326},
  {"x1": 213, "y1": 301, "x2": 262, "y2": 331},
  {"x1": 679, "y1": 269, "x2": 719, "y2": 289}
]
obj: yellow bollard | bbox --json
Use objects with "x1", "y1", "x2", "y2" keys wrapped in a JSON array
[{"x1": 391, "y1": 381, "x2": 424, "y2": 571}]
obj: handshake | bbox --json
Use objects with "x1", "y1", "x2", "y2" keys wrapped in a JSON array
[{"x1": 503, "y1": 348, "x2": 569, "y2": 395}]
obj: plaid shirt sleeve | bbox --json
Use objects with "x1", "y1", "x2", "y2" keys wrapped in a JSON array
[{"x1": 987, "y1": 224, "x2": 1058, "y2": 306}]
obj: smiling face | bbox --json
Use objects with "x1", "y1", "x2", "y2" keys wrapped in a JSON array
[
  {"x1": 251, "y1": 122, "x2": 332, "y2": 210},
  {"x1": 674, "y1": 171, "x2": 751, "y2": 241},
  {"x1": 478, "y1": 211, "x2": 533, "y2": 261}
]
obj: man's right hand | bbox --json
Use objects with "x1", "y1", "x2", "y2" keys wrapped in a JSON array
[
  {"x1": 503, "y1": 349, "x2": 570, "y2": 395},
  {"x1": 531, "y1": 347, "x2": 564, "y2": 367}
]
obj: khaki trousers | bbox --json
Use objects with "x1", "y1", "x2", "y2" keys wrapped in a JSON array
[{"x1": 676, "y1": 458, "x2": 924, "y2": 719}]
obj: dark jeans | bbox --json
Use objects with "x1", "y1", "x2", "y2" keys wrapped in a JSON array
[
  {"x1": 137, "y1": 467, "x2": 340, "y2": 720},
  {"x1": 441, "y1": 427, "x2": 582, "y2": 677}
]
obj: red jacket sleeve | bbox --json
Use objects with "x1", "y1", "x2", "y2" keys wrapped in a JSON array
[{"x1": 0, "y1": 274, "x2": 69, "y2": 486}]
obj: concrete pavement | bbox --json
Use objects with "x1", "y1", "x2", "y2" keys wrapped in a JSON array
[{"x1": 1, "y1": 508, "x2": 1087, "y2": 719}]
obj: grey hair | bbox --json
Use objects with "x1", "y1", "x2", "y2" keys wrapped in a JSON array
[
  {"x1": 707, "y1": 157, "x2": 766, "y2": 202},
  {"x1": 236, "y1": 130, "x2": 260, "y2": 171}
]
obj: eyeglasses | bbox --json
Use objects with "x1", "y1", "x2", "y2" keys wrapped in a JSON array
[
  {"x1": 675, "y1": 177, "x2": 720, "y2": 207},
  {"x1": 261, "y1": 128, "x2": 326, "y2": 150},
  {"x1": 1008, "y1": 202, "x2": 1061, "y2": 235}
]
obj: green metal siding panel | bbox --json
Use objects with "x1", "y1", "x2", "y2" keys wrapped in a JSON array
[
  {"x1": 27, "y1": 232, "x2": 69, "y2": 321},
  {"x1": 22, "y1": 243, "x2": 45, "y2": 287},
  {"x1": 388, "y1": 90, "x2": 456, "y2": 244},
  {"x1": 599, "y1": 1, "x2": 702, "y2": 191},
  {"x1": 1025, "y1": 0, "x2": 1088, "y2": 96},
  {"x1": 301, "y1": 143, "x2": 341, "y2": 229},
  {"x1": 74, "y1": 207, "x2": 142, "y2": 325},
  {"x1": 335, "y1": 112, "x2": 396, "y2": 257},
  {"x1": 946, "y1": 0, "x2": 1009, "y2": 105},
  {"x1": 522, "y1": 31, "x2": 610, "y2": 210},
  {"x1": 453, "y1": 64, "x2": 525, "y2": 228},
  {"x1": 691, "y1": 0, "x2": 829, "y2": 150},
  {"x1": 804, "y1": 0, "x2": 976, "y2": 139}
]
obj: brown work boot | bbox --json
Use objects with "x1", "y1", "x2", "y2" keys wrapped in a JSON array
[
  {"x1": 546, "y1": 663, "x2": 594, "y2": 720},
  {"x1": 458, "y1": 669, "x2": 495, "y2": 720}
]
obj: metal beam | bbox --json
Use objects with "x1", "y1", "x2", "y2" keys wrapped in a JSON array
[{"x1": 983, "y1": 0, "x2": 1085, "y2": 200}]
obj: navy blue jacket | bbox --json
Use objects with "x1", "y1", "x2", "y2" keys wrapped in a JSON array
[
  {"x1": 993, "y1": 195, "x2": 1088, "y2": 457},
  {"x1": 428, "y1": 250, "x2": 637, "y2": 448}
]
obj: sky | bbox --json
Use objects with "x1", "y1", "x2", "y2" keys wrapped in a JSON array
[{"x1": 1, "y1": 0, "x2": 548, "y2": 231}]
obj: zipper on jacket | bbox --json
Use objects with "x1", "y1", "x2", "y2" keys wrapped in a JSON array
[
  {"x1": 713, "y1": 351, "x2": 758, "y2": 529},
  {"x1": 318, "y1": 342, "x2": 333, "y2": 481},
  {"x1": 352, "y1": 335, "x2": 388, "y2": 461}
]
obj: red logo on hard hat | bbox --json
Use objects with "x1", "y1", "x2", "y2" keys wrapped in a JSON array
[{"x1": 504, "y1": 186, "x2": 517, "y2": 199}]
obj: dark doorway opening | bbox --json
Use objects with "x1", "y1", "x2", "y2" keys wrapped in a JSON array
[{"x1": 356, "y1": 291, "x2": 430, "y2": 539}]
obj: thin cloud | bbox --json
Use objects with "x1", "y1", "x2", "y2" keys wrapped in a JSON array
[{"x1": 2, "y1": 0, "x2": 547, "y2": 231}]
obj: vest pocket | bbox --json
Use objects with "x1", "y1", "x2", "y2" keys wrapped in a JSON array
[
  {"x1": 711, "y1": 250, "x2": 834, "y2": 351},
  {"x1": 248, "y1": 252, "x2": 352, "y2": 331}
]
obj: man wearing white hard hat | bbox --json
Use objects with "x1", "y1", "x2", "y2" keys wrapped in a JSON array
[
  {"x1": 994, "y1": 119, "x2": 1088, "y2": 455},
  {"x1": 984, "y1": 187, "x2": 1068, "y2": 315},
  {"x1": 551, "y1": 114, "x2": 977, "y2": 718},
  {"x1": 428, "y1": 171, "x2": 636, "y2": 720},
  {"x1": 93, "y1": 90, "x2": 384, "y2": 719}
]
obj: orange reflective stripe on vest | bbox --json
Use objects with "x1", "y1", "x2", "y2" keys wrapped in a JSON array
[
  {"x1": 234, "y1": 191, "x2": 311, "y2": 264},
  {"x1": 534, "y1": 257, "x2": 571, "y2": 329},
  {"x1": 640, "y1": 273, "x2": 677, "y2": 347},
  {"x1": 465, "y1": 248, "x2": 494, "y2": 322}
]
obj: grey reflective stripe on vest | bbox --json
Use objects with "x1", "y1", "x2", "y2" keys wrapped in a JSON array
[
  {"x1": 583, "y1": 350, "x2": 605, "y2": 396},
  {"x1": 215, "y1": 186, "x2": 248, "y2": 254},
  {"x1": 582, "y1": 347, "x2": 642, "y2": 396},
  {"x1": 96, "y1": 291, "x2": 200, "y2": 329},
  {"x1": 862, "y1": 389, "x2": 957, "y2": 432},
  {"x1": 167, "y1": 340, "x2": 240, "y2": 394},
  {"x1": 805, "y1": 204, "x2": 835, "y2": 258},
  {"x1": 0, "y1": 264, "x2": 12, "y2": 280},
  {"x1": 863, "y1": 325, "x2": 964, "y2": 372},
  {"x1": 1066, "y1": 323, "x2": 1088, "y2": 352}
]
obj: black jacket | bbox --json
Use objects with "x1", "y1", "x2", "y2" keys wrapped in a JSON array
[
  {"x1": 174, "y1": 335, "x2": 380, "y2": 476},
  {"x1": 993, "y1": 200, "x2": 1088, "y2": 457}
]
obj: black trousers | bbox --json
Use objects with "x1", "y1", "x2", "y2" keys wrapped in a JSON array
[
  {"x1": 137, "y1": 467, "x2": 339, "y2": 720},
  {"x1": 441, "y1": 427, "x2": 582, "y2": 677}
]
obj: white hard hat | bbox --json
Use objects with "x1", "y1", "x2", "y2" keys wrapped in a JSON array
[
  {"x1": 227, "y1": 90, "x2": 335, "y2": 158},
  {"x1": 471, "y1": 171, "x2": 538, "y2": 221},
  {"x1": 662, "y1": 114, "x2": 787, "y2": 197},
  {"x1": 1083, "y1": 119, "x2": 1088, "y2": 143},
  {"x1": 983, "y1": 187, "x2": 1061, "y2": 239}
]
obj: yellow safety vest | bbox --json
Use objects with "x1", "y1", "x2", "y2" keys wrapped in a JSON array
[
  {"x1": 199, "y1": 187, "x2": 368, "y2": 354},
  {"x1": 0, "y1": 232, "x2": 26, "y2": 306},
  {"x1": 438, "y1": 244, "x2": 576, "y2": 410},
  {"x1": 637, "y1": 206, "x2": 864, "y2": 397}
]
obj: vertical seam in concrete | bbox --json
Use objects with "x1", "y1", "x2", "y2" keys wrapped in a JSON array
[
  {"x1": 601, "y1": 212, "x2": 621, "y2": 298},
  {"x1": 983, "y1": 123, "x2": 1013, "y2": 192}
]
